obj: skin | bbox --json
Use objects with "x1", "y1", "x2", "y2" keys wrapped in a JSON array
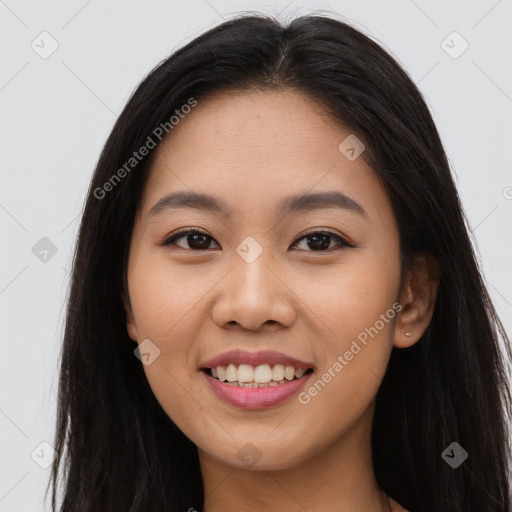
[{"x1": 123, "y1": 89, "x2": 439, "y2": 511}]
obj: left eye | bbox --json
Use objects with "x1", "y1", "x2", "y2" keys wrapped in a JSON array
[
  {"x1": 162, "y1": 229, "x2": 352, "y2": 252},
  {"x1": 292, "y1": 231, "x2": 352, "y2": 252}
]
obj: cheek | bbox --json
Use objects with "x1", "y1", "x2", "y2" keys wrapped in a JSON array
[
  {"x1": 295, "y1": 245, "x2": 400, "y2": 346},
  {"x1": 294, "y1": 248, "x2": 400, "y2": 410},
  {"x1": 126, "y1": 253, "x2": 209, "y2": 409},
  {"x1": 128, "y1": 247, "x2": 214, "y2": 340}
]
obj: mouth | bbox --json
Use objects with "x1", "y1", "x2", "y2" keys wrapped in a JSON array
[{"x1": 200, "y1": 364, "x2": 315, "y2": 409}]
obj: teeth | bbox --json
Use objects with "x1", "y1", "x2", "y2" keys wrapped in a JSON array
[
  {"x1": 209, "y1": 363, "x2": 311, "y2": 384},
  {"x1": 272, "y1": 364, "x2": 285, "y2": 381},
  {"x1": 295, "y1": 368, "x2": 306, "y2": 378},
  {"x1": 217, "y1": 365, "x2": 226, "y2": 382},
  {"x1": 226, "y1": 363, "x2": 237, "y2": 382},
  {"x1": 226, "y1": 380, "x2": 290, "y2": 388},
  {"x1": 254, "y1": 364, "x2": 272, "y2": 383},
  {"x1": 238, "y1": 364, "x2": 254, "y2": 383},
  {"x1": 284, "y1": 365, "x2": 295, "y2": 380}
]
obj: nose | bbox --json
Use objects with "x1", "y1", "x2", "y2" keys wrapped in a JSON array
[{"x1": 211, "y1": 247, "x2": 297, "y2": 332}]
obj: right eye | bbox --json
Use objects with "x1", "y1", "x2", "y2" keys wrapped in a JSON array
[{"x1": 162, "y1": 229, "x2": 221, "y2": 251}]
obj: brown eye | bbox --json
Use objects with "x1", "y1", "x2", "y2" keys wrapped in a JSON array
[
  {"x1": 163, "y1": 229, "x2": 220, "y2": 250},
  {"x1": 291, "y1": 230, "x2": 353, "y2": 252}
]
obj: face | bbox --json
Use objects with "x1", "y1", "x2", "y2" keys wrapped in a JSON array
[{"x1": 124, "y1": 89, "x2": 404, "y2": 471}]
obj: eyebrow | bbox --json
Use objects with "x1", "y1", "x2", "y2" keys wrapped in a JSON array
[{"x1": 147, "y1": 190, "x2": 367, "y2": 219}]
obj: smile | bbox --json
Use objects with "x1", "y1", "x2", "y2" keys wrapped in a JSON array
[{"x1": 201, "y1": 365, "x2": 314, "y2": 409}]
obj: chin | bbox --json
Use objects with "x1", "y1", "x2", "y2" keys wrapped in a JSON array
[{"x1": 200, "y1": 437, "x2": 312, "y2": 472}]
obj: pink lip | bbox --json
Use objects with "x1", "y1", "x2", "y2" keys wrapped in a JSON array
[
  {"x1": 200, "y1": 349, "x2": 314, "y2": 370},
  {"x1": 201, "y1": 370, "x2": 313, "y2": 410}
]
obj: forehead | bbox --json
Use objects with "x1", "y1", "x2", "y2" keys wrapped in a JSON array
[{"x1": 138, "y1": 89, "x2": 392, "y2": 224}]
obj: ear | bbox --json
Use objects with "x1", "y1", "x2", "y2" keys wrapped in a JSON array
[
  {"x1": 394, "y1": 252, "x2": 440, "y2": 348},
  {"x1": 121, "y1": 290, "x2": 138, "y2": 343}
]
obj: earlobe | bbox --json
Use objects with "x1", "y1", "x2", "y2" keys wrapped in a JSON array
[
  {"x1": 394, "y1": 252, "x2": 440, "y2": 348},
  {"x1": 121, "y1": 291, "x2": 138, "y2": 342}
]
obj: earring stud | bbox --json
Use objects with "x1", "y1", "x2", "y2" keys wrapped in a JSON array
[{"x1": 405, "y1": 331, "x2": 412, "y2": 337}]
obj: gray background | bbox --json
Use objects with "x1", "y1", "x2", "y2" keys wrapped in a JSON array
[{"x1": 1, "y1": 0, "x2": 511, "y2": 510}]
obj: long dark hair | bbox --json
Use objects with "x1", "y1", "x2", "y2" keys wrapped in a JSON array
[{"x1": 48, "y1": 13, "x2": 512, "y2": 512}]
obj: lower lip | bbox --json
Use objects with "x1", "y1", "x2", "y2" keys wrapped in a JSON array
[{"x1": 201, "y1": 370, "x2": 313, "y2": 409}]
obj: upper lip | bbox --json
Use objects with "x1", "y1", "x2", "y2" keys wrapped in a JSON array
[{"x1": 200, "y1": 349, "x2": 314, "y2": 370}]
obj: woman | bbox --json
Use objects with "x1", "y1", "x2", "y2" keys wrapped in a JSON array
[{"x1": 48, "y1": 13, "x2": 512, "y2": 512}]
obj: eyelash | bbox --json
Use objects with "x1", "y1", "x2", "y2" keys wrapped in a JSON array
[{"x1": 161, "y1": 227, "x2": 355, "y2": 252}]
